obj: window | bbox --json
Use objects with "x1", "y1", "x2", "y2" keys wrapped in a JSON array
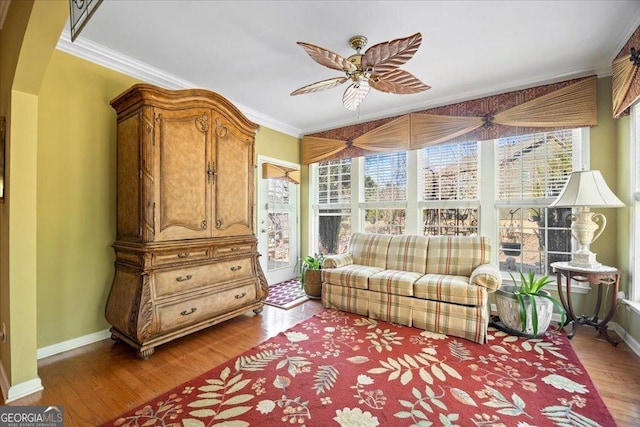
[
  {"x1": 420, "y1": 141, "x2": 479, "y2": 236},
  {"x1": 309, "y1": 128, "x2": 586, "y2": 275},
  {"x1": 496, "y1": 130, "x2": 576, "y2": 275},
  {"x1": 315, "y1": 159, "x2": 352, "y2": 255},
  {"x1": 362, "y1": 152, "x2": 407, "y2": 235},
  {"x1": 266, "y1": 179, "x2": 293, "y2": 269}
]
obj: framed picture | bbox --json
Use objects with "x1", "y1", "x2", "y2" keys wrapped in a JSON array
[{"x1": 0, "y1": 116, "x2": 5, "y2": 203}]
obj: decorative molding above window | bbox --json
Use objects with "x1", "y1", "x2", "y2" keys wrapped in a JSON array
[
  {"x1": 613, "y1": 24, "x2": 640, "y2": 118},
  {"x1": 302, "y1": 76, "x2": 597, "y2": 165},
  {"x1": 262, "y1": 162, "x2": 300, "y2": 184}
]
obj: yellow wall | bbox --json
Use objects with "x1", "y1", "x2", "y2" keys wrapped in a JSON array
[
  {"x1": 255, "y1": 127, "x2": 300, "y2": 165},
  {"x1": 36, "y1": 51, "x2": 140, "y2": 346},
  {"x1": 0, "y1": 0, "x2": 69, "y2": 391},
  {"x1": 0, "y1": 0, "x2": 36, "y2": 389},
  {"x1": 590, "y1": 77, "x2": 619, "y2": 268}
]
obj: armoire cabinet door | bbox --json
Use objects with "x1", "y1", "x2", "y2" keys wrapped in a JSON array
[
  {"x1": 154, "y1": 108, "x2": 212, "y2": 241},
  {"x1": 212, "y1": 117, "x2": 253, "y2": 236}
]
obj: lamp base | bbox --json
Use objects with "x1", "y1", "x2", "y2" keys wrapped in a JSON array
[{"x1": 568, "y1": 251, "x2": 602, "y2": 269}]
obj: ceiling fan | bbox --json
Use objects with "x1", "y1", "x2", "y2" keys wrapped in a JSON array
[{"x1": 290, "y1": 32, "x2": 430, "y2": 111}]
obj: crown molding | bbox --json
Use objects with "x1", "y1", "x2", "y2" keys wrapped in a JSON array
[
  {"x1": 56, "y1": 29, "x2": 302, "y2": 137},
  {"x1": 610, "y1": 7, "x2": 640, "y2": 60}
]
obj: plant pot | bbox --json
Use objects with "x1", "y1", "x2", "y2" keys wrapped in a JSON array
[
  {"x1": 501, "y1": 242, "x2": 521, "y2": 256},
  {"x1": 495, "y1": 285, "x2": 554, "y2": 336},
  {"x1": 302, "y1": 269, "x2": 322, "y2": 299}
]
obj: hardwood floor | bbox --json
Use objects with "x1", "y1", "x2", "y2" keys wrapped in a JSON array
[{"x1": 5, "y1": 300, "x2": 640, "y2": 426}]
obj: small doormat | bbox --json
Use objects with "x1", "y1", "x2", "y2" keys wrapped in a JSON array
[{"x1": 264, "y1": 279, "x2": 308, "y2": 309}]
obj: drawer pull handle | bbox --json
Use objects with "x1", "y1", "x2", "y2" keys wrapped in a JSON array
[
  {"x1": 180, "y1": 307, "x2": 197, "y2": 316},
  {"x1": 230, "y1": 266, "x2": 242, "y2": 272},
  {"x1": 231, "y1": 247, "x2": 239, "y2": 251},
  {"x1": 176, "y1": 275, "x2": 193, "y2": 282},
  {"x1": 177, "y1": 253, "x2": 190, "y2": 258},
  {"x1": 235, "y1": 292, "x2": 246, "y2": 299}
]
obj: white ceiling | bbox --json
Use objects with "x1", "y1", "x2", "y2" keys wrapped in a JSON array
[{"x1": 60, "y1": 1, "x2": 640, "y2": 137}]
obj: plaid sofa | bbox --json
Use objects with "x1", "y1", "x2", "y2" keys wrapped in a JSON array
[{"x1": 321, "y1": 233, "x2": 502, "y2": 344}]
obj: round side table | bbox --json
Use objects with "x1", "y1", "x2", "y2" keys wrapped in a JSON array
[{"x1": 550, "y1": 262, "x2": 620, "y2": 346}]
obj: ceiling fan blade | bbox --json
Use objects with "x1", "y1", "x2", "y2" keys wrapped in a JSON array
[
  {"x1": 370, "y1": 69, "x2": 431, "y2": 94},
  {"x1": 291, "y1": 77, "x2": 348, "y2": 96},
  {"x1": 342, "y1": 80, "x2": 371, "y2": 111},
  {"x1": 361, "y1": 32, "x2": 422, "y2": 74},
  {"x1": 297, "y1": 42, "x2": 357, "y2": 72}
]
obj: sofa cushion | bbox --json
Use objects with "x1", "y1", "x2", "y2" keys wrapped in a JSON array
[
  {"x1": 414, "y1": 274, "x2": 487, "y2": 306},
  {"x1": 349, "y1": 233, "x2": 393, "y2": 269},
  {"x1": 322, "y1": 264, "x2": 383, "y2": 289},
  {"x1": 369, "y1": 270, "x2": 423, "y2": 296},
  {"x1": 385, "y1": 235, "x2": 429, "y2": 274},
  {"x1": 425, "y1": 236, "x2": 491, "y2": 276}
]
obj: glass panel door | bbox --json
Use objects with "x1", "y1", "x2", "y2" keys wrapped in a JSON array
[{"x1": 257, "y1": 157, "x2": 299, "y2": 285}]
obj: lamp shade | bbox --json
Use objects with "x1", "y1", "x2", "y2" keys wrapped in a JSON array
[{"x1": 550, "y1": 170, "x2": 624, "y2": 208}]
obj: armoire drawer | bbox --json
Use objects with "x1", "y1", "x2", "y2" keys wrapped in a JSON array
[
  {"x1": 155, "y1": 283, "x2": 256, "y2": 334},
  {"x1": 153, "y1": 249, "x2": 210, "y2": 266},
  {"x1": 213, "y1": 243, "x2": 254, "y2": 257},
  {"x1": 154, "y1": 258, "x2": 253, "y2": 298}
]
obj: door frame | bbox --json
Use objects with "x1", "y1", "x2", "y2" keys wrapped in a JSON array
[{"x1": 256, "y1": 155, "x2": 301, "y2": 286}]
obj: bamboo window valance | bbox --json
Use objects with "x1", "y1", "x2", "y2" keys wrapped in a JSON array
[
  {"x1": 262, "y1": 162, "x2": 301, "y2": 184},
  {"x1": 612, "y1": 25, "x2": 640, "y2": 118},
  {"x1": 302, "y1": 75, "x2": 597, "y2": 165}
]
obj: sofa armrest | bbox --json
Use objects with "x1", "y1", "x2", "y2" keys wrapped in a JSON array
[
  {"x1": 469, "y1": 263, "x2": 502, "y2": 292},
  {"x1": 322, "y1": 254, "x2": 353, "y2": 269}
]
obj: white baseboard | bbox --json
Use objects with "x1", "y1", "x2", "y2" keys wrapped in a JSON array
[
  {"x1": 0, "y1": 362, "x2": 43, "y2": 403},
  {"x1": 37, "y1": 329, "x2": 111, "y2": 360},
  {"x1": 610, "y1": 321, "x2": 640, "y2": 358},
  {"x1": 0, "y1": 329, "x2": 110, "y2": 403}
]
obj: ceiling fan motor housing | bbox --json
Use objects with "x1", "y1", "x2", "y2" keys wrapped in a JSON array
[{"x1": 349, "y1": 35, "x2": 368, "y2": 51}]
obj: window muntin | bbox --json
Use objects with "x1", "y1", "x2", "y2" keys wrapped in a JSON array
[
  {"x1": 497, "y1": 207, "x2": 571, "y2": 274},
  {"x1": 497, "y1": 129, "x2": 576, "y2": 275},
  {"x1": 364, "y1": 152, "x2": 407, "y2": 202},
  {"x1": 422, "y1": 141, "x2": 478, "y2": 201},
  {"x1": 315, "y1": 159, "x2": 352, "y2": 255},
  {"x1": 309, "y1": 129, "x2": 583, "y2": 272},
  {"x1": 317, "y1": 158, "x2": 351, "y2": 205},
  {"x1": 363, "y1": 208, "x2": 405, "y2": 235},
  {"x1": 498, "y1": 129, "x2": 574, "y2": 201},
  {"x1": 423, "y1": 208, "x2": 478, "y2": 236}
]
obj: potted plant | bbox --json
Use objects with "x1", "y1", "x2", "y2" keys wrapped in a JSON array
[
  {"x1": 495, "y1": 269, "x2": 566, "y2": 337},
  {"x1": 301, "y1": 254, "x2": 324, "y2": 299}
]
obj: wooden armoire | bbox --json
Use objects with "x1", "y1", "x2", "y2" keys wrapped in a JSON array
[{"x1": 105, "y1": 84, "x2": 268, "y2": 359}]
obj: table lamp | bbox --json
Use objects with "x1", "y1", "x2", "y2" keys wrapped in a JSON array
[{"x1": 549, "y1": 170, "x2": 624, "y2": 268}]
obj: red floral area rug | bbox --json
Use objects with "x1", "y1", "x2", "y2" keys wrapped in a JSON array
[
  {"x1": 263, "y1": 279, "x2": 308, "y2": 309},
  {"x1": 103, "y1": 310, "x2": 616, "y2": 427}
]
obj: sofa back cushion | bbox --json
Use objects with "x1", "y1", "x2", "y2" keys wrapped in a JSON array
[
  {"x1": 426, "y1": 236, "x2": 491, "y2": 276},
  {"x1": 386, "y1": 235, "x2": 430, "y2": 274},
  {"x1": 349, "y1": 233, "x2": 393, "y2": 269}
]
